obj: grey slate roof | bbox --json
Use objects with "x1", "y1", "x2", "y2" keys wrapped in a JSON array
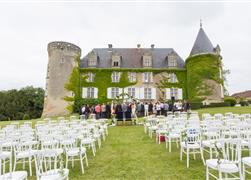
[
  {"x1": 190, "y1": 27, "x2": 215, "y2": 56},
  {"x1": 80, "y1": 48, "x2": 185, "y2": 69}
]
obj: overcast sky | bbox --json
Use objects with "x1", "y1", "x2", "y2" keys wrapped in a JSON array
[{"x1": 0, "y1": 1, "x2": 250, "y2": 94}]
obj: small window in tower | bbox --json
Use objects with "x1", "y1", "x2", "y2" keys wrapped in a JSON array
[{"x1": 60, "y1": 58, "x2": 65, "y2": 64}]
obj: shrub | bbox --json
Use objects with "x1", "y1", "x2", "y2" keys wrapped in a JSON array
[
  {"x1": 224, "y1": 97, "x2": 237, "y2": 107},
  {"x1": 190, "y1": 102, "x2": 203, "y2": 110},
  {"x1": 204, "y1": 102, "x2": 230, "y2": 108},
  {"x1": 240, "y1": 100, "x2": 249, "y2": 106},
  {"x1": 22, "y1": 113, "x2": 30, "y2": 120}
]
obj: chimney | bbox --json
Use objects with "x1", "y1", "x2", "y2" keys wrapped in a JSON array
[
  {"x1": 108, "y1": 44, "x2": 113, "y2": 52},
  {"x1": 151, "y1": 44, "x2": 155, "y2": 49},
  {"x1": 137, "y1": 44, "x2": 141, "y2": 49},
  {"x1": 108, "y1": 44, "x2": 113, "y2": 49}
]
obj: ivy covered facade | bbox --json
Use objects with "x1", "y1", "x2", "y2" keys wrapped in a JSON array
[
  {"x1": 42, "y1": 25, "x2": 224, "y2": 117},
  {"x1": 79, "y1": 25, "x2": 224, "y2": 104}
]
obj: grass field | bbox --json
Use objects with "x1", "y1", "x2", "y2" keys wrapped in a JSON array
[
  {"x1": 197, "y1": 106, "x2": 251, "y2": 116},
  {"x1": 1, "y1": 106, "x2": 251, "y2": 179}
]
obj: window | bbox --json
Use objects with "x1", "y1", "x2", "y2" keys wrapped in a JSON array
[
  {"x1": 113, "y1": 61, "x2": 119, "y2": 67},
  {"x1": 112, "y1": 72, "x2": 120, "y2": 82},
  {"x1": 112, "y1": 55, "x2": 121, "y2": 67},
  {"x1": 170, "y1": 88, "x2": 178, "y2": 99},
  {"x1": 168, "y1": 55, "x2": 177, "y2": 67},
  {"x1": 87, "y1": 87, "x2": 95, "y2": 98},
  {"x1": 144, "y1": 88, "x2": 152, "y2": 99},
  {"x1": 169, "y1": 73, "x2": 178, "y2": 83},
  {"x1": 128, "y1": 72, "x2": 136, "y2": 82},
  {"x1": 60, "y1": 58, "x2": 64, "y2": 64},
  {"x1": 111, "y1": 87, "x2": 120, "y2": 98},
  {"x1": 88, "y1": 58, "x2": 96, "y2": 66},
  {"x1": 87, "y1": 72, "x2": 95, "y2": 82},
  {"x1": 128, "y1": 88, "x2": 136, "y2": 97},
  {"x1": 143, "y1": 72, "x2": 153, "y2": 83},
  {"x1": 143, "y1": 57, "x2": 152, "y2": 67}
]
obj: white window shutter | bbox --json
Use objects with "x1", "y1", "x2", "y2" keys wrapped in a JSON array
[
  {"x1": 119, "y1": 88, "x2": 123, "y2": 95},
  {"x1": 94, "y1": 88, "x2": 98, "y2": 98},
  {"x1": 135, "y1": 87, "x2": 140, "y2": 99},
  {"x1": 124, "y1": 87, "x2": 128, "y2": 94},
  {"x1": 82, "y1": 88, "x2": 87, "y2": 98},
  {"x1": 178, "y1": 88, "x2": 183, "y2": 100},
  {"x1": 118, "y1": 72, "x2": 121, "y2": 81},
  {"x1": 150, "y1": 72, "x2": 153, "y2": 82},
  {"x1": 107, "y1": 88, "x2": 112, "y2": 99},
  {"x1": 140, "y1": 87, "x2": 145, "y2": 99},
  {"x1": 151, "y1": 88, "x2": 156, "y2": 99},
  {"x1": 165, "y1": 88, "x2": 171, "y2": 100},
  {"x1": 142, "y1": 73, "x2": 145, "y2": 83}
]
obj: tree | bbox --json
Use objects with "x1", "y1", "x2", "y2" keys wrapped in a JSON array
[{"x1": 0, "y1": 86, "x2": 44, "y2": 121}]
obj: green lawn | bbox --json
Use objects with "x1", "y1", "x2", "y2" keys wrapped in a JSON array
[
  {"x1": 82, "y1": 126, "x2": 205, "y2": 180},
  {"x1": 1, "y1": 106, "x2": 251, "y2": 179},
  {"x1": 197, "y1": 106, "x2": 251, "y2": 117}
]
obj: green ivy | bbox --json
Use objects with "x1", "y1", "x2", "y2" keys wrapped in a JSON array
[
  {"x1": 186, "y1": 54, "x2": 223, "y2": 101},
  {"x1": 64, "y1": 56, "x2": 85, "y2": 112},
  {"x1": 81, "y1": 68, "x2": 188, "y2": 101},
  {"x1": 155, "y1": 71, "x2": 187, "y2": 99},
  {"x1": 65, "y1": 54, "x2": 223, "y2": 113},
  {"x1": 81, "y1": 70, "x2": 136, "y2": 103}
]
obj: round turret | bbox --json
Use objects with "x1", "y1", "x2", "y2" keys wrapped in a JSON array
[
  {"x1": 42, "y1": 41, "x2": 81, "y2": 118},
  {"x1": 186, "y1": 53, "x2": 224, "y2": 103}
]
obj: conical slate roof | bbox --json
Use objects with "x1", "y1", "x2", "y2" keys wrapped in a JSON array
[{"x1": 190, "y1": 27, "x2": 214, "y2": 56}]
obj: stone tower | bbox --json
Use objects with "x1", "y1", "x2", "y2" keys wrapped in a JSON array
[
  {"x1": 42, "y1": 41, "x2": 81, "y2": 118},
  {"x1": 186, "y1": 23, "x2": 224, "y2": 103}
]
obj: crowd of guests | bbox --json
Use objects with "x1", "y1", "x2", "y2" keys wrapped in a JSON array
[{"x1": 81, "y1": 100, "x2": 191, "y2": 120}]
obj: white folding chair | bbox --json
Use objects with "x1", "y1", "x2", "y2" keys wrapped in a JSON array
[
  {"x1": 206, "y1": 139, "x2": 242, "y2": 180},
  {"x1": 34, "y1": 150, "x2": 69, "y2": 180},
  {"x1": 180, "y1": 128, "x2": 205, "y2": 168}
]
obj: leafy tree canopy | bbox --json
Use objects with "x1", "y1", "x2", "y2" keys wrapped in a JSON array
[{"x1": 0, "y1": 86, "x2": 44, "y2": 121}]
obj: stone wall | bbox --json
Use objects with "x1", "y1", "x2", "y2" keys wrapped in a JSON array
[{"x1": 42, "y1": 41, "x2": 81, "y2": 118}]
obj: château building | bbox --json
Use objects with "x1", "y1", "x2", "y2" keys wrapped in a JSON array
[{"x1": 42, "y1": 24, "x2": 224, "y2": 117}]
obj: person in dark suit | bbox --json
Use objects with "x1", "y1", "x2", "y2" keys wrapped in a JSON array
[
  {"x1": 126, "y1": 103, "x2": 132, "y2": 120},
  {"x1": 149, "y1": 102, "x2": 153, "y2": 115},
  {"x1": 141, "y1": 102, "x2": 145, "y2": 117},
  {"x1": 106, "y1": 103, "x2": 111, "y2": 119},
  {"x1": 115, "y1": 104, "x2": 123, "y2": 120}
]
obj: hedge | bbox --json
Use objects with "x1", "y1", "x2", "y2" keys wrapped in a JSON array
[
  {"x1": 203, "y1": 102, "x2": 230, "y2": 108},
  {"x1": 191, "y1": 102, "x2": 203, "y2": 110},
  {"x1": 224, "y1": 97, "x2": 237, "y2": 107}
]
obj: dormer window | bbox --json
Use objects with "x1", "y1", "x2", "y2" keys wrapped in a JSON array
[
  {"x1": 88, "y1": 58, "x2": 96, "y2": 66},
  {"x1": 87, "y1": 51, "x2": 97, "y2": 67},
  {"x1": 168, "y1": 52, "x2": 177, "y2": 67},
  {"x1": 113, "y1": 61, "x2": 119, "y2": 67},
  {"x1": 112, "y1": 54, "x2": 121, "y2": 67},
  {"x1": 143, "y1": 53, "x2": 152, "y2": 67}
]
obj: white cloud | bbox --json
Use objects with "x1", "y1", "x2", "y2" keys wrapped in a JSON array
[{"x1": 0, "y1": 2, "x2": 250, "y2": 94}]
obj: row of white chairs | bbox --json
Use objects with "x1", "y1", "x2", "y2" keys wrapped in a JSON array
[
  {"x1": 0, "y1": 118, "x2": 109, "y2": 180},
  {"x1": 144, "y1": 112, "x2": 251, "y2": 179}
]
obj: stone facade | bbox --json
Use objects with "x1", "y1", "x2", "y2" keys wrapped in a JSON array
[{"x1": 42, "y1": 42, "x2": 81, "y2": 118}]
